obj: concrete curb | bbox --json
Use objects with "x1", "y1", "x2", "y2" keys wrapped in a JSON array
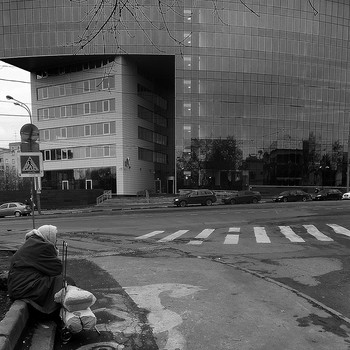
[{"x1": 0, "y1": 301, "x2": 28, "y2": 350}]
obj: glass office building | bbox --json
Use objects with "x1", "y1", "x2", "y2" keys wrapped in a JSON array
[{"x1": 1, "y1": 0, "x2": 350, "y2": 193}]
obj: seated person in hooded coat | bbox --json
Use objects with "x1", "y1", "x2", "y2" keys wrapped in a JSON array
[{"x1": 7, "y1": 225, "x2": 64, "y2": 314}]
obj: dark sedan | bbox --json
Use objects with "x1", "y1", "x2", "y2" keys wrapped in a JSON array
[
  {"x1": 313, "y1": 189, "x2": 343, "y2": 201},
  {"x1": 173, "y1": 189, "x2": 217, "y2": 207},
  {"x1": 273, "y1": 190, "x2": 311, "y2": 203},
  {"x1": 222, "y1": 190, "x2": 261, "y2": 205}
]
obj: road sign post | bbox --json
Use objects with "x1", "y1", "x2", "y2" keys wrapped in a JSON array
[{"x1": 17, "y1": 152, "x2": 43, "y2": 228}]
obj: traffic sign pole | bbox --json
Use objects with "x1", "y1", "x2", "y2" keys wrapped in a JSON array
[
  {"x1": 30, "y1": 178, "x2": 35, "y2": 229},
  {"x1": 18, "y1": 123, "x2": 42, "y2": 224}
]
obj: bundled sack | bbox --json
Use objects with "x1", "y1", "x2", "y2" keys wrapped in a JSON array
[
  {"x1": 54, "y1": 285, "x2": 96, "y2": 312},
  {"x1": 60, "y1": 307, "x2": 97, "y2": 333}
]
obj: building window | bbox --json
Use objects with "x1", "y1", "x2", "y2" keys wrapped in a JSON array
[
  {"x1": 103, "y1": 100, "x2": 110, "y2": 112},
  {"x1": 103, "y1": 146, "x2": 110, "y2": 157},
  {"x1": 44, "y1": 129, "x2": 50, "y2": 140},
  {"x1": 184, "y1": 9, "x2": 192, "y2": 21},
  {"x1": 103, "y1": 123, "x2": 110, "y2": 134},
  {"x1": 102, "y1": 78, "x2": 109, "y2": 90},
  {"x1": 83, "y1": 80, "x2": 90, "y2": 92},
  {"x1": 62, "y1": 180, "x2": 69, "y2": 190},
  {"x1": 184, "y1": 56, "x2": 192, "y2": 69},
  {"x1": 44, "y1": 150, "x2": 51, "y2": 161},
  {"x1": 86, "y1": 179, "x2": 92, "y2": 189},
  {"x1": 60, "y1": 128, "x2": 67, "y2": 138},
  {"x1": 61, "y1": 106, "x2": 66, "y2": 117},
  {"x1": 59, "y1": 85, "x2": 65, "y2": 96},
  {"x1": 184, "y1": 32, "x2": 192, "y2": 46},
  {"x1": 86, "y1": 147, "x2": 91, "y2": 158},
  {"x1": 62, "y1": 149, "x2": 68, "y2": 160},
  {"x1": 42, "y1": 109, "x2": 49, "y2": 120},
  {"x1": 85, "y1": 125, "x2": 91, "y2": 136},
  {"x1": 42, "y1": 87, "x2": 48, "y2": 99},
  {"x1": 184, "y1": 80, "x2": 191, "y2": 92},
  {"x1": 84, "y1": 103, "x2": 90, "y2": 114}
]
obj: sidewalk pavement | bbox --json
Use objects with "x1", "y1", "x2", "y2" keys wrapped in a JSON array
[
  {"x1": 0, "y1": 197, "x2": 172, "y2": 350},
  {"x1": 0, "y1": 195, "x2": 273, "y2": 350}
]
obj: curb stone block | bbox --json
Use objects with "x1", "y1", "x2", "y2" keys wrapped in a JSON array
[
  {"x1": 0, "y1": 337, "x2": 10, "y2": 350},
  {"x1": 0, "y1": 301, "x2": 28, "y2": 350}
]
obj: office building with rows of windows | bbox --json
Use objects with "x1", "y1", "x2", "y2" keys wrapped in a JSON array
[{"x1": 1, "y1": 0, "x2": 350, "y2": 194}]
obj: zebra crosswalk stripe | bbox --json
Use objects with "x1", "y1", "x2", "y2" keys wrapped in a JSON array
[
  {"x1": 188, "y1": 229, "x2": 215, "y2": 245},
  {"x1": 254, "y1": 227, "x2": 271, "y2": 243},
  {"x1": 158, "y1": 230, "x2": 188, "y2": 242},
  {"x1": 135, "y1": 230, "x2": 164, "y2": 239},
  {"x1": 303, "y1": 225, "x2": 333, "y2": 241},
  {"x1": 279, "y1": 226, "x2": 305, "y2": 242},
  {"x1": 224, "y1": 234, "x2": 239, "y2": 244},
  {"x1": 327, "y1": 224, "x2": 350, "y2": 237}
]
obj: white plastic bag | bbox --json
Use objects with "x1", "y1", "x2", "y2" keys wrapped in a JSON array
[
  {"x1": 54, "y1": 285, "x2": 96, "y2": 312},
  {"x1": 60, "y1": 307, "x2": 97, "y2": 333}
]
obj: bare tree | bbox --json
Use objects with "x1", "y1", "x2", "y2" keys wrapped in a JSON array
[{"x1": 69, "y1": 0, "x2": 320, "y2": 54}]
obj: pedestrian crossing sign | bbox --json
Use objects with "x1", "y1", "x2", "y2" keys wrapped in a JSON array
[{"x1": 18, "y1": 152, "x2": 43, "y2": 177}]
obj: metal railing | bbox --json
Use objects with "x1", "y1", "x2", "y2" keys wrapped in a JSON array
[{"x1": 96, "y1": 190, "x2": 112, "y2": 205}]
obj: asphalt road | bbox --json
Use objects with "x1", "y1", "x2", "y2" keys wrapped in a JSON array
[{"x1": 2, "y1": 200, "x2": 350, "y2": 349}]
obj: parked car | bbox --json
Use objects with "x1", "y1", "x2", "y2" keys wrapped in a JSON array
[
  {"x1": 313, "y1": 189, "x2": 343, "y2": 201},
  {"x1": 272, "y1": 190, "x2": 311, "y2": 203},
  {"x1": 222, "y1": 190, "x2": 261, "y2": 205},
  {"x1": 0, "y1": 202, "x2": 32, "y2": 217},
  {"x1": 174, "y1": 189, "x2": 217, "y2": 207},
  {"x1": 342, "y1": 192, "x2": 350, "y2": 200}
]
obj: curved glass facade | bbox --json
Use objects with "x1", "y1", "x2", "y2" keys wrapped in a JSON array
[{"x1": 1, "y1": 0, "x2": 350, "y2": 190}]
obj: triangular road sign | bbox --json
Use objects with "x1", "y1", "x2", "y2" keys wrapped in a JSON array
[
  {"x1": 18, "y1": 152, "x2": 43, "y2": 177},
  {"x1": 22, "y1": 156, "x2": 40, "y2": 172}
]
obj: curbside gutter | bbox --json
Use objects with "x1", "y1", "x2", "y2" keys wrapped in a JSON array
[{"x1": 0, "y1": 300, "x2": 28, "y2": 350}]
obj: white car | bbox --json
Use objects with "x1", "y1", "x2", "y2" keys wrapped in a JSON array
[{"x1": 342, "y1": 192, "x2": 350, "y2": 200}]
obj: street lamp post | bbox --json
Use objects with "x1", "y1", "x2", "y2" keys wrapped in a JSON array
[
  {"x1": 6, "y1": 95, "x2": 33, "y2": 124},
  {"x1": 6, "y1": 95, "x2": 41, "y2": 226}
]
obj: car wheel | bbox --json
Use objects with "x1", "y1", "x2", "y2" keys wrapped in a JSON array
[
  {"x1": 179, "y1": 201, "x2": 187, "y2": 207},
  {"x1": 283, "y1": 197, "x2": 288, "y2": 202},
  {"x1": 252, "y1": 198, "x2": 258, "y2": 204},
  {"x1": 230, "y1": 198, "x2": 236, "y2": 205},
  {"x1": 205, "y1": 199, "x2": 213, "y2": 206},
  {"x1": 14, "y1": 211, "x2": 21, "y2": 217},
  {"x1": 301, "y1": 197, "x2": 307, "y2": 202}
]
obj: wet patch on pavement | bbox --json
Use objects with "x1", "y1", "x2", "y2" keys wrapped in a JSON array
[
  {"x1": 54, "y1": 259, "x2": 158, "y2": 350},
  {"x1": 296, "y1": 313, "x2": 350, "y2": 338}
]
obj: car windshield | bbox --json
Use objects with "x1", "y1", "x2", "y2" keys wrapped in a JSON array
[
  {"x1": 318, "y1": 190, "x2": 328, "y2": 195},
  {"x1": 279, "y1": 191, "x2": 290, "y2": 196}
]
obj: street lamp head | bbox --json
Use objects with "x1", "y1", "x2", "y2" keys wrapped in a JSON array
[{"x1": 6, "y1": 95, "x2": 13, "y2": 100}]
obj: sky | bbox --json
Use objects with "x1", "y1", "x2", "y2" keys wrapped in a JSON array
[{"x1": 0, "y1": 61, "x2": 31, "y2": 148}]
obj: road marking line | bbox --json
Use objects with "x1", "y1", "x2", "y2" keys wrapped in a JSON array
[
  {"x1": 187, "y1": 240, "x2": 203, "y2": 245},
  {"x1": 158, "y1": 230, "x2": 188, "y2": 242},
  {"x1": 229, "y1": 227, "x2": 240, "y2": 232},
  {"x1": 224, "y1": 234, "x2": 239, "y2": 244},
  {"x1": 327, "y1": 224, "x2": 350, "y2": 237},
  {"x1": 188, "y1": 229, "x2": 215, "y2": 245},
  {"x1": 303, "y1": 225, "x2": 333, "y2": 241},
  {"x1": 135, "y1": 231, "x2": 164, "y2": 239},
  {"x1": 279, "y1": 226, "x2": 305, "y2": 242},
  {"x1": 254, "y1": 227, "x2": 271, "y2": 243}
]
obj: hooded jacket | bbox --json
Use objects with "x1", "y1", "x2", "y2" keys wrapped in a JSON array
[{"x1": 7, "y1": 225, "x2": 63, "y2": 314}]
